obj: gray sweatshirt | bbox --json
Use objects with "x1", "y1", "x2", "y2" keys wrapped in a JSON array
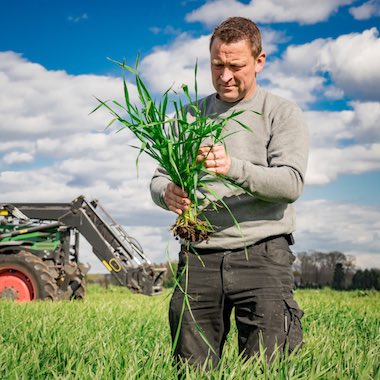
[{"x1": 150, "y1": 86, "x2": 309, "y2": 250}]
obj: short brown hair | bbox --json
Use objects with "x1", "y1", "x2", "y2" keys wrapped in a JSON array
[{"x1": 209, "y1": 17, "x2": 262, "y2": 58}]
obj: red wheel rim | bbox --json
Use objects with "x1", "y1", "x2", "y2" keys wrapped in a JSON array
[{"x1": 0, "y1": 268, "x2": 36, "y2": 301}]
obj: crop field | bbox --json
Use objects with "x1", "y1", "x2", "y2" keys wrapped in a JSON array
[{"x1": 0, "y1": 286, "x2": 379, "y2": 379}]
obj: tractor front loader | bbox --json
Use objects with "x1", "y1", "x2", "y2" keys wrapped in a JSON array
[{"x1": 0, "y1": 196, "x2": 166, "y2": 301}]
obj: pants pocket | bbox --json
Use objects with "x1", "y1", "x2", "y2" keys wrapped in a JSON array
[
  {"x1": 264, "y1": 238, "x2": 296, "y2": 267},
  {"x1": 284, "y1": 298, "x2": 304, "y2": 352}
]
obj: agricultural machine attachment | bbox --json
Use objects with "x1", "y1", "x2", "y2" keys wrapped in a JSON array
[{"x1": 0, "y1": 196, "x2": 166, "y2": 301}]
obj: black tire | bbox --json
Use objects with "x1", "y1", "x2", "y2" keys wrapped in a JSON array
[
  {"x1": 0, "y1": 251, "x2": 57, "y2": 301},
  {"x1": 71, "y1": 279, "x2": 86, "y2": 300}
]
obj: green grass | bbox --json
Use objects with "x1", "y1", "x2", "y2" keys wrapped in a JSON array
[{"x1": 0, "y1": 286, "x2": 379, "y2": 379}]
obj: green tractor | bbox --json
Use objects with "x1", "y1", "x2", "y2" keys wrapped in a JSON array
[{"x1": 0, "y1": 196, "x2": 165, "y2": 301}]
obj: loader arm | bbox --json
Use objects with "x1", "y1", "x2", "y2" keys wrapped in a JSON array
[{"x1": 10, "y1": 196, "x2": 165, "y2": 295}]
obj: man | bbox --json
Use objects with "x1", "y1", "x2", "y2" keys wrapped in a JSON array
[{"x1": 150, "y1": 17, "x2": 309, "y2": 366}]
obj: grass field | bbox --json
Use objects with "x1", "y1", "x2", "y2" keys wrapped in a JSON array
[{"x1": 0, "y1": 286, "x2": 379, "y2": 379}]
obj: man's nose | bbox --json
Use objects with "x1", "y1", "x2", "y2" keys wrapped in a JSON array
[{"x1": 219, "y1": 68, "x2": 233, "y2": 82}]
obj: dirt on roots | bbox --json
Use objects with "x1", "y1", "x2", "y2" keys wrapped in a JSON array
[{"x1": 171, "y1": 218, "x2": 212, "y2": 243}]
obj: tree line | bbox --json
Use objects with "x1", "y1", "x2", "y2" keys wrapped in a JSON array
[{"x1": 295, "y1": 251, "x2": 379, "y2": 290}]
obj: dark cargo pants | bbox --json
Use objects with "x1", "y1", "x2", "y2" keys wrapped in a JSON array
[{"x1": 169, "y1": 235, "x2": 304, "y2": 366}]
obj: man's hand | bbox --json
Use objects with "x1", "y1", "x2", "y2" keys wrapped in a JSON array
[
  {"x1": 197, "y1": 145, "x2": 231, "y2": 175},
  {"x1": 164, "y1": 183, "x2": 191, "y2": 215}
]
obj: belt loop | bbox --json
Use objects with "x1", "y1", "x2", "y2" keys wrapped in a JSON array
[{"x1": 286, "y1": 234, "x2": 295, "y2": 245}]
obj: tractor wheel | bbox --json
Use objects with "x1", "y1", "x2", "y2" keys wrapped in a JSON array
[
  {"x1": 0, "y1": 251, "x2": 57, "y2": 301},
  {"x1": 71, "y1": 279, "x2": 86, "y2": 300}
]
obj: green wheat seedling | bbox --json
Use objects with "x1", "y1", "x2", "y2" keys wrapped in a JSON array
[{"x1": 92, "y1": 56, "x2": 252, "y2": 243}]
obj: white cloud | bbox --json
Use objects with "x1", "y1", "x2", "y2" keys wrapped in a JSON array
[
  {"x1": 0, "y1": 51, "x2": 134, "y2": 139},
  {"x1": 149, "y1": 25, "x2": 182, "y2": 36},
  {"x1": 2, "y1": 151, "x2": 34, "y2": 165},
  {"x1": 304, "y1": 110, "x2": 354, "y2": 148},
  {"x1": 349, "y1": 0, "x2": 380, "y2": 19},
  {"x1": 258, "y1": 29, "x2": 380, "y2": 185},
  {"x1": 303, "y1": 101, "x2": 380, "y2": 185},
  {"x1": 306, "y1": 144, "x2": 380, "y2": 185},
  {"x1": 186, "y1": 0, "x2": 354, "y2": 26},
  {"x1": 349, "y1": 101, "x2": 380, "y2": 143},
  {"x1": 317, "y1": 28, "x2": 380, "y2": 101},
  {"x1": 261, "y1": 73, "x2": 326, "y2": 107},
  {"x1": 353, "y1": 252, "x2": 380, "y2": 269},
  {"x1": 294, "y1": 200, "x2": 380, "y2": 268},
  {"x1": 264, "y1": 28, "x2": 380, "y2": 103},
  {"x1": 67, "y1": 13, "x2": 88, "y2": 23},
  {"x1": 258, "y1": 29, "x2": 380, "y2": 186},
  {"x1": 140, "y1": 33, "x2": 213, "y2": 95},
  {"x1": 305, "y1": 101, "x2": 380, "y2": 148},
  {"x1": 35, "y1": 133, "x2": 127, "y2": 160},
  {"x1": 0, "y1": 141, "x2": 34, "y2": 153}
]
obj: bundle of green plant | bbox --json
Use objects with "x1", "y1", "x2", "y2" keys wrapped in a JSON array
[{"x1": 92, "y1": 58, "x2": 251, "y2": 242}]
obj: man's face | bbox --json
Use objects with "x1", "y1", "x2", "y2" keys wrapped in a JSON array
[{"x1": 210, "y1": 37, "x2": 266, "y2": 102}]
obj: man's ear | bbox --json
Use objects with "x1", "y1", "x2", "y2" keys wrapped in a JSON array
[{"x1": 255, "y1": 51, "x2": 266, "y2": 74}]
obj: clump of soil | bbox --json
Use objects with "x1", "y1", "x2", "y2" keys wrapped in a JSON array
[{"x1": 171, "y1": 218, "x2": 212, "y2": 242}]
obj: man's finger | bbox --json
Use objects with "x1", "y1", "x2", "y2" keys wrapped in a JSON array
[{"x1": 167, "y1": 183, "x2": 188, "y2": 198}]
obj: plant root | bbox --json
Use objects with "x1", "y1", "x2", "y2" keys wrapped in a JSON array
[{"x1": 171, "y1": 218, "x2": 212, "y2": 243}]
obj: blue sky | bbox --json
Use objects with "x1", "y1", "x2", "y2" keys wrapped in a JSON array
[{"x1": 1, "y1": 0, "x2": 379, "y2": 272}]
